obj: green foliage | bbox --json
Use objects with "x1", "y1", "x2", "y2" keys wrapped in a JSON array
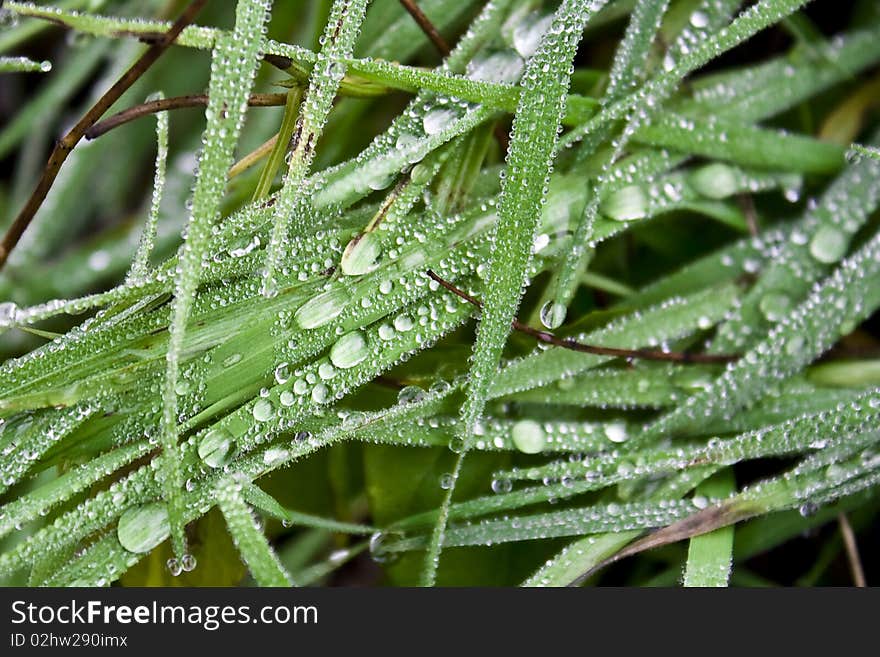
[{"x1": 0, "y1": 0, "x2": 878, "y2": 587}]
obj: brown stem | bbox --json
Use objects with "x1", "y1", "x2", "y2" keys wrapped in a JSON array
[
  {"x1": 0, "y1": 0, "x2": 209, "y2": 271},
  {"x1": 426, "y1": 270, "x2": 739, "y2": 365},
  {"x1": 86, "y1": 92, "x2": 288, "y2": 140},
  {"x1": 398, "y1": 0, "x2": 451, "y2": 56},
  {"x1": 737, "y1": 194, "x2": 759, "y2": 237},
  {"x1": 838, "y1": 513, "x2": 866, "y2": 587}
]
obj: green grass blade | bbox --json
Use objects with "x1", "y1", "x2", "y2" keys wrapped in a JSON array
[
  {"x1": 160, "y1": 0, "x2": 274, "y2": 562},
  {"x1": 217, "y1": 476, "x2": 293, "y2": 587}
]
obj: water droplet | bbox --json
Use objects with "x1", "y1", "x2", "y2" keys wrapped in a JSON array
[
  {"x1": 198, "y1": 427, "x2": 234, "y2": 468},
  {"x1": 318, "y1": 361, "x2": 336, "y2": 380},
  {"x1": 690, "y1": 163, "x2": 738, "y2": 199},
  {"x1": 604, "y1": 422, "x2": 628, "y2": 443},
  {"x1": 785, "y1": 335, "x2": 805, "y2": 355},
  {"x1": 798, "y1": 502, "x2": 818, "y2": 517},
  {"x1": 117, "y1": 504, "x2": 170, "y2": 553},
  {"x1": 274, "y1": 362, "x2": 291, "y2": 385},
  {"x1": 511, "y1": 419, "x2": 546, "y2": 454},
  {"x1": 0, "y1": 301, "x2": 19, "y2": 329},
  {"x1": 539, "y1": 300, "x2": 566, "y2": 329},
  {"x1": 397, "y1": 385, "x2": 425, "y2": 404},
  {"x1": 253, "y1": 399, "x2": 274, "y2": 422},
  {"x1": 809, "y1": 226, "x2": 847, "y2": 264},
  {"x1": 758, "y1": 292, "x2": 792, "y2": 323},
  {"x1": 295, "y1": 287, "x2": 347, "y2": 329},
  {"x1": 311, "y1": 383, "x2": 329, "y2": 404},
  {"x1": 439, "y1": 473, "x2": 455, "y2": 489},
  {"x1": 845, "y1": 148, "x2": 862, "y2": 165},
  {"x1": 466, "y1": 50, "x2": 525, "y2": 83},
  {"x1": 393, "y1": 314, "x2": 413, "y2": 332},
  {"x1": 368, "y1": 531, "x2": 400, "y2": 564},
  {"x1": 341, "y1": 233, "x2": 382, "y2": 276},
  {"x1": 512, "y1": 12, "x2": 554, "y2": 58},
  {"x1": 601, "y1": 185, "x2": 647, "y2": 221},
  {"x1": 166, "y1": 557, "x2": 182, "y2": 577},
  {"x1": 329, "y1": 331, "x2": 368, "y2": 369},
  {"x1": 491, "y1": 477, "x2": 513, "y2": 494},
  {"x1": 689, "y1": 10, "x2": 709, "y2": 28},
  {"x1": 422, "y1": 108, "x2": 456, "y2": 135}
]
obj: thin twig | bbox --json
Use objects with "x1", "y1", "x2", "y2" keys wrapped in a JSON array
[
  {"x1": 737, "y1": 194, "x2": 759, "y2": 237},
  {"x1": 838, "y1": 513, "x2": 866, "y2": 587},
  {"x1": 0, "y1": 0, "x2": 209, "y2": 271},
  {"x1": 426, "y1": 270, "x2": 739, "y2": 364},
  {"x1": 86, "y1": 92, "x2": 288, "y2": 140},
  {"x1": 398, "y1": 0, "x2": 451, "y2": 56}
]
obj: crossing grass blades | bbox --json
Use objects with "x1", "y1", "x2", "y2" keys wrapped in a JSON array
[{"x1": 0, "y1": 0, "x2": 878, "y2": 586}]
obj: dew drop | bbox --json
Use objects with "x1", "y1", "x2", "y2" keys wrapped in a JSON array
[
  {"x1": 491, "y1": 478, "x2": 513, "y2": 494},
  {"x1": 601, "y1": 185, "x2": 648, "y2": 221},
  {"x1": 117, "y1": 503, "x2": 170, "y2": 554},
  {"x1": 511, "y1": 419, "x2": 546, "y2": 454},
  {"x1": 690, "y1": 163, "x2": 738, "y2": 199},
  {"x1": 274, "y1": 362, "x2": 291, "y2": 385},
  {"x1": 294, "y1": 287, "x2": 347, "y2": 329},
  {"x1": 397, "y1": 385, "x2": 425, "y2": 404},
  {"x1": 330, "y1": 331, "x2": 369, "y2": 369},
  {"x1": 422, "y1": 108, "x2": 456, "y2": 135},
  {"x1": 809, "y1": 226, "x2": 847, "y2": 264},
  {"x1": 539, "y1": 300, "x2": 566, "y2": 329},
  {"x1": 604, "y1": 421, "x2": 628, "y2": 443},
  {"x1": 0, "y1": 301, "x2": 19, "y2": 329},
  {"x1": 311, "y1": 383, "x2": 329, "y2": 404},
  {"x1": 252, "y1": 399, "x2": 274, "y2": 422},
  {"x1": 341, "y1": 232, "x2": 382, "y2": 276},
  {"x1": 198, "y1": 427, "x2": 234, "y2": 468}
]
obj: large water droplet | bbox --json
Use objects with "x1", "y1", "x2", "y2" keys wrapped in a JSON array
[
  {"x1": 512, "y1": 12, "x2": 554, "y2": 58},
  {"x1": 809, "y1": 226, "x2": 847, "y2": 264},
  {"x1": 329, "y1": 331, "x2": 368, "y2": 369},
  {"x1": 422, "y1": 109, "x2": 456, "y2": 135},
  {"x1": 117, "y1": 503, "x2": 170, "y2": 553},
  {"x1": 253, "y1": 399, "x2": 274, "y2": 422},
  {"x1": 690, "y1": 163, "x2": 738, "y2": 199},
  {"x1": 540, "y1": 300, "x2": 566, "y2": 329},
  {"x1": 0, "y1": 301, "x2": 18, "y2": 329},
  {"x1": 604, "y1": 422, "x2": 628, "y2": 443},
  {"x1": 340, "y1": 233, "x2": 382, "y2": 276},
  {"x1": 601, "y1": 185, "x2": 648, "y2": 221},
  {"x1": 295, "y1": 287, "x2": 347, "y2": 329},
  {"x1": 198, "y1": 427, "x2": 234, "y2": 468},
  {"x1": 511, "y1": 419, "x2": 546, "y2": 454},
  {"x1": 466, "y1": 50, "x2": 525, "y2": 83}
]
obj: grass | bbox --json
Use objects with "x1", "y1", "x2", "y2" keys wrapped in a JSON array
[{"x1": 0, "y1": 0, "x2": 878, "y2": 587}]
